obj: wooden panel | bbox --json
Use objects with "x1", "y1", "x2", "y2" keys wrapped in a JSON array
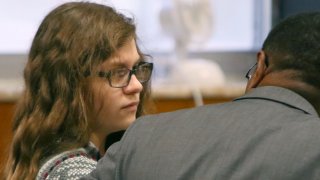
[
  {"x1": 151, "y1": 97, "x2": 233, "y2": 113},
  {"x1": 0, "y1": 102, "x2": 15, "y2": 175}
]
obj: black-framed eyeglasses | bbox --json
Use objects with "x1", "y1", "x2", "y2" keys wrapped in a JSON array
[
  {"x1": 98, "y1": 62, "x2": 153, "y2": 88},
  {"x1": 245, "y1": 63, "x2": 257, "y2": 80},
  {"x1": 245, "y1": 55, "x2": 269, "y2": 80}
]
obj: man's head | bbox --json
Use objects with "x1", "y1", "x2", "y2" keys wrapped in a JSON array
[{"x1": 246, "y1": 12, "x2": 320, "y2": 92}]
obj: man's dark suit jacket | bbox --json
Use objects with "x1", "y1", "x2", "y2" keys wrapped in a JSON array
[{"x1": 84, "y1": 86, "x2": 320, "y2": 180}]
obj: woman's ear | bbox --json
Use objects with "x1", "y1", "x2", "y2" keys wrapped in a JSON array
[{"x1": 245, "y1": 51, "x2": 268, "y2": 92}]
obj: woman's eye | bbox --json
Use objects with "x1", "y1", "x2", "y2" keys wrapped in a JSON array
[{"x1": 113, "y1": 69, "x2": 128, "y2": 78}]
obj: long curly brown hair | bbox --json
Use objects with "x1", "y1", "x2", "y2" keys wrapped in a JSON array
[{"x1": 4, "y1": 2, "x2": 151, "y2": 179}]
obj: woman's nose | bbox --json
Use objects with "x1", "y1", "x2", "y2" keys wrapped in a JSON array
[{"x1": 123, "y1": 74, "x2": 143, "y2": 94}]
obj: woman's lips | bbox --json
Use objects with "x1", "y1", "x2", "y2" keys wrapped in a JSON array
[{"x1": 122, "y1": 101, "x2": 139, "y2": 111}]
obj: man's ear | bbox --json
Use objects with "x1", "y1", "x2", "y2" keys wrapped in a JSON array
[{"x1": 245, "y1": 51, "x2": 268, "y2": 92}]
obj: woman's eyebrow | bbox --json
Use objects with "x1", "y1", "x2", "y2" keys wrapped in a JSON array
[{"x1": 108, "y1": 57, "x2": 142, "y2": 68}]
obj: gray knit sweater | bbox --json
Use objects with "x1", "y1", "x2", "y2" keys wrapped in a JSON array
[{"x1": 36, "y1": 143, "x2": 99, "y2": 180}]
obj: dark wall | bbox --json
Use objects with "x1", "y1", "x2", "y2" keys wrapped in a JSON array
[{"x1": 273, "y1": 0, "x2": 320, "y2": 24}]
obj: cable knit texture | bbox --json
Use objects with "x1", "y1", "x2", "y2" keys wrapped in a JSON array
[{"x1": 36, "y1": 144, "x2": 99, "y2": 180}]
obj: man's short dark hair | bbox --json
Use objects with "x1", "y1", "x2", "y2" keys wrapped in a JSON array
[{"x1": 262, "y1": 12, "x2": 320, "y2": 88}]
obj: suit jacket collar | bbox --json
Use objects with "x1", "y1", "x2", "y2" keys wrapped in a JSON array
[{"x1": 234, "y1": 86, "x2": 318, "y2": 116}]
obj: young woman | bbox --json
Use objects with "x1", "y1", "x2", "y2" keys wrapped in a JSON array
[{"x1": 4, "y1": 2, "x2": 153, "y2": 179}]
